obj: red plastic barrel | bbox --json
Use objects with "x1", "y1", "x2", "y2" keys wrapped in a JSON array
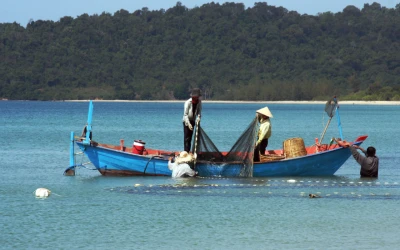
[{"x1": 132, "y1": 140, "x2": 145, "y2": 155}]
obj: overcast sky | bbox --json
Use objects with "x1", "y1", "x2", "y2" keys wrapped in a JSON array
[{"x1": 1, "y1": 0, "x2": 398, "y2": 26}]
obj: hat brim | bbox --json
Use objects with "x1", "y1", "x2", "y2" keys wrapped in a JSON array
[
  {"x1": 190, "y1": 88, "x2": 202, "y2": 97},
  {"x1": 176, "y1": 156, "x2": 194, "y2": 164},
  {"x1": 256, "y1": 107, "x2": 273, "y2": 118}
]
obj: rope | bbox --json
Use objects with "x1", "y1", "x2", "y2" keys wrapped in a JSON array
[
  {"x1": 193, "y1": 117, "x2": 200, "y2": 169},
  {"x1": 143, "y1": 156, "x2": 157, "y2": 175},
  {"x1": 70, "y1": 144, "x2": 97, "y2": 171},
  {"x1": 143, "y1": 155, "x2": 169, "y2": 175},
  {"x1": 320, "y1": 117, "x2": 332, "y2": 144}
]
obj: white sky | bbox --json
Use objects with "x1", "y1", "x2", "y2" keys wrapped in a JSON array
[{"x1": 1, "y1": 0, "x2": 398, "y2": 26}]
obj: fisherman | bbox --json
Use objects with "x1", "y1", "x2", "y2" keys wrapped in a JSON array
[
  {"x1": 182, "y1": 88, "x2": 202, "y2": 152},
  {"x1": 335, "y1": 139, "x2": 379, "y2": 177},
  {"x1": 254, "y1": 107, "x2": 273, "y2": 162},
  {"x1": 168, "y1": 151, "x2": 197, "y2": 178}
]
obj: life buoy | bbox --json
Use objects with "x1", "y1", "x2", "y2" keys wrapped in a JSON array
[{"x1": 35, "y1": 188, "x2": 51, "y2": 197}]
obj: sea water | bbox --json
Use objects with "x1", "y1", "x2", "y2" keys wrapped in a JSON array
[{"x1": 1, "y1": 101, "x2": 399, "y2": 249}]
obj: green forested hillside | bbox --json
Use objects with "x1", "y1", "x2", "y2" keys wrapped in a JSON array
[{"x1": 1, "y1": 2, "x2": 399, "y2": 100}]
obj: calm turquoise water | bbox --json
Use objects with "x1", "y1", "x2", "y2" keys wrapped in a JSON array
[{"x1": 1, "y1": 101, "x2": 399, "y2": 249}]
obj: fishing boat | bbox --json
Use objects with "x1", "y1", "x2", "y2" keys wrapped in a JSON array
[
  {"x1": 195, "y1": 135, "x2": 367, "y2": 177},
  {"x1": 65, "y1": 99, "x2": 367, "y2": 177}
]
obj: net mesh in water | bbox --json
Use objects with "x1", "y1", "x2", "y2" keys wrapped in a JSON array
[{"x1": 192, "y1": 117, "x2": 259, "y2": 177}]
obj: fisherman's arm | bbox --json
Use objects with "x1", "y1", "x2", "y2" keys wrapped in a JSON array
[
  {"x1": 349, "y1": 145, "x2": 366, "y2": 165},
  {"x1": 353, "y1": 145, "x2": 367, "y2": 155},
  {"x1": 183, "y1": 100, "x2": 191, "y2": 125},
  {"x1": 168, "y1": 157, "x2": 175, "y2": 171},
  {"x1": 184, "y1": 164, "x2": 197, "y2": 177}
]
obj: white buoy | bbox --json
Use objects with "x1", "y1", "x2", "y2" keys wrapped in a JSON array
[{"x1": 35, "y1": 188, "x2": 51, "y2": 198}]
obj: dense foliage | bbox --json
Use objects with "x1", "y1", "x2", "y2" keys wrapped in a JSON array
[{"x1": 1, "y1": 2, "x2": 399, "y2": 101}]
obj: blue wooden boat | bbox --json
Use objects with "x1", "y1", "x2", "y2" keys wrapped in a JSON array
[
  {"x1": 195, "y1": 135, "x2": 367, "y2": 177},
  {"x1": 66, "y1": 100, "x2": 367, "y2": 177}
]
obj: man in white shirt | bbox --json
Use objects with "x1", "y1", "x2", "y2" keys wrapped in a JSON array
[
  {"x1": 168, "y1": 151, "x2": 197, "y2": 178},
  {"x1": 182, "y1": 88, "x2": 202, "y2": 152}
]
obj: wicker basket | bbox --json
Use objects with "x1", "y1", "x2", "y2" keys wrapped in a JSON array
[
  {"x1": 283, "y1": 137, "x2": 307, "y2": 159},
  {"x1": 260, "y1": 154, "x2": 286, "y2": 162}
]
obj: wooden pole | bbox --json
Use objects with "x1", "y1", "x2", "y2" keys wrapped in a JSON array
[
  {"x1": 320, "y1": 117, "x2": 332, "y2": 144},
  {"x1": 193, "y1": 117, "x2": 200, "y2": 169}
]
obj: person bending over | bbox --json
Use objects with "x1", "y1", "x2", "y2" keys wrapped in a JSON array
[
  {"x1": 336, "y1": 139, "x2": 379, "y2": 178},
  {"x1": 168, "y1": 151, "x2": 197, "y2": 178}
]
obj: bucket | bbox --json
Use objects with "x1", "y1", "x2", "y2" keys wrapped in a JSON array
[
  {"x1": 283, "y1": 138, "x2": 307, "y2": 159},
  {"x1": 132, "y1": 140, "x2": 146, "y2": 155}
]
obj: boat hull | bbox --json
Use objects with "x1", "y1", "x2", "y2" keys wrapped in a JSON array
[
  {"x1": 76, "y1": 142, "x2": 173, "y2": 176},
  {"x1": 76, "y1": 137, "x2": 366, "y2": 177},
  {"x1": 196, "y1": 143, "x2": 361, "y2": 177}
]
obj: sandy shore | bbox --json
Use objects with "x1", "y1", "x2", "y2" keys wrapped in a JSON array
[{"x1": 63, "y1": 100, "x2": 400, "y2": 105}]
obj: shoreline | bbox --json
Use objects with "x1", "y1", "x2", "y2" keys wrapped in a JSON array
[
  {"x1": 2, "y1": 99, "x2": 400, "y2": 105},
  {"x1": 63, "y1": 100, "x2": 400, "y2": 105}
]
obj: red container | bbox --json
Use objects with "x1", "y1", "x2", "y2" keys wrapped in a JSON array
[{"x1": 132, "y1": 140, "x2": 145, "y2": 155}]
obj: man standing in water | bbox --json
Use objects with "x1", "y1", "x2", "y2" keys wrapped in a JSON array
[
  {"x1": 168, "y1": 151, "x2": 197, "y2": 178},
  {"x1": 336, "y1": 139, "x2": 379, "y2": 177},
  {"x1": 350, "y1": 145, "x2": 379, "y2": 177},
  {"x1": 182, "y1": 88, "x2": 202, "y2": 152}
]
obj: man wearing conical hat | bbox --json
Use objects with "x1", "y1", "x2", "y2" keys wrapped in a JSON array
[
  {"x1": 168, "y1": 151, "x2": 197, "y2": 178},
  {"x1": 254, "y1": 107, "x2": 273, "y2": 162}
]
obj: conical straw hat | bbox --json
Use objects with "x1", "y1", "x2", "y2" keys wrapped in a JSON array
[
  {"x1": 176, "y1": 151, "x2": 194, "y2": 164},
  {"x1": 256, "y1": 107, "x2": 273, "y2": 118}
]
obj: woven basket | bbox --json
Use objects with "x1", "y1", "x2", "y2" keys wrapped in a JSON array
[
  {"x1": 283, "y1": 137, "x2": 307, "y2": 159},
  {"x1": 260, "y1": 154, "x2": 286, "y2": 162}
]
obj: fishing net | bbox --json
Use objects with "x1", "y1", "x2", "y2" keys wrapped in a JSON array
[
  {"x1": 192, "y1": 117, "x2": 259, "y2": 177},
  {"x1": 320, "y1": 96, "x2": 340, "y2": 143},
  {"x1": 324, "y1": 97, "x2": 338, "y2": 118}
]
